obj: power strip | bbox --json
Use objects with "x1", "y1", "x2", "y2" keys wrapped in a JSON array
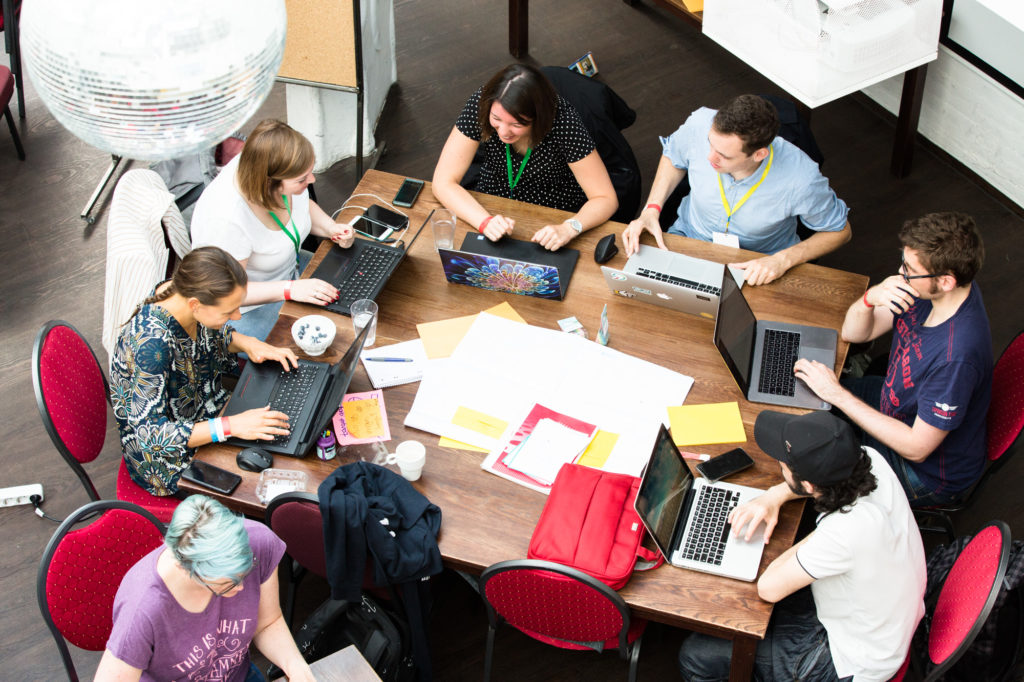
[{"x1": 0, "y1": 484, "x2": 44, "y2": 507}]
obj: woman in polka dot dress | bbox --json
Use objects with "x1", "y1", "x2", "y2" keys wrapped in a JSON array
[{"x1": 432, "y1": 63, "x2": 617, "y2": 251}]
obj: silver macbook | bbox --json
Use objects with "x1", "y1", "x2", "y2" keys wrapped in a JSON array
[
  {"x1": 714, "y1": 268, "x2": 837, "y2": 410},
  {"x1": 602, "y1": 245, "x2": 745, "y2": 319},
  {"x1": 635, "y1": 424, "x2": 767, "y2": 582}
]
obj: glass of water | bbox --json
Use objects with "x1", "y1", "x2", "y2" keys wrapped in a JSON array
[
  {"x1": 431, "y1": 208, "x2": 456, "y2": 251},
  {"x1": 350, "y1": 299, "x2": 378, "y2": 347}
]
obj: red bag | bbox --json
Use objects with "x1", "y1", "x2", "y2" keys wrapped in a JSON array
[{"x1": 528, "y1": 463, "x2": 662, "y2": 590}]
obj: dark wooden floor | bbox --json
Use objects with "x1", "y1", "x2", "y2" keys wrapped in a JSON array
[{"x1": 2, "y1": 0, "x2": 1022, "y2": 678}]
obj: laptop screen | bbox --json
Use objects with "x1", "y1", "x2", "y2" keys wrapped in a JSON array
[
  {"x1": 635, "y1": 425, "x2": 695, "y2": 559},
  {"x1": 304, "y1": 323, "x2": 371, "y2": 443},
  {"x1": 713, "y1": 270, "x2": 757, "y2": 393}
]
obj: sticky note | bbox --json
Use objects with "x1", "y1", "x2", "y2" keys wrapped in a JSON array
[
  {"x1": 439, "y1": 437, "x2": 488, "y2": 453},
  {"x1": 452, "y1": 406, "x2": 508, "y2": 439},
  {"x1": 416, "y1": 302, "x2": 526, "y2": 358},
  {"x1": 667, "y1": 402, "x2": 747, "y2": 446},
  {"x1": 577, "y1": 430, "x2": 619, "y2": 469},
  {"x1": 342, "y1": 398, "x2": 385, "y2": 439}
]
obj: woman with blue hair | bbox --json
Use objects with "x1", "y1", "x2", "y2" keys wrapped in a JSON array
[{"x1": 95, "y1": 495, "x2": 314, "y2": 681}]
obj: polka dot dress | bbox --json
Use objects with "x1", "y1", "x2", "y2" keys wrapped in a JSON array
[{"x1": 456, "y1": 89, "x2": 595, "y2": 212}]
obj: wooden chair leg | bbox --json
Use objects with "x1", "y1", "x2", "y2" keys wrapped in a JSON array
[{"x1": 3, "y1": 105, "x2": 25, "y2": 160}]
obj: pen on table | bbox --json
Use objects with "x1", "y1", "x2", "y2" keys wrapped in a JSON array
[
  {"x1": 365, "y1": 357, "x2": 414, "y2": 362},
  {"x1": 679, "y1": 451, "x2": 711, "y2": 462}
]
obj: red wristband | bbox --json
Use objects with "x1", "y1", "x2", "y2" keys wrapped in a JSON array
[
  {"x1": 221, "y1": 417, "x2": 231, "y2": 438},
  {"x1": 645, "y1": 203, "x2": 662, "y2": 213},
  {"x1": 478, "y1": 216, "x2": 493, "y2": 233},
  {"x1": 284, "y1": 281, "x2": 293, "y2": 301},
  {"x1": 862, "y1": 291, "x2": 874, "y2": 308}
]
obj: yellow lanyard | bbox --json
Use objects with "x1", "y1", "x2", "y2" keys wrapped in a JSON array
[{"x1": 716, "y1": 146, "x2": 773, "y2": 233}]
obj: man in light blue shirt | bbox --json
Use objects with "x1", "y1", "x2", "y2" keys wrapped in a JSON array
[{"x1": 623, "y1": 95, "x2": 851, "y2": 285}]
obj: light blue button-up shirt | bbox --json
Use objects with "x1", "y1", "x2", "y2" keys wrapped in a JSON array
[{"x1": 663, "y1": 108, "x2": 849, "y2": 255}]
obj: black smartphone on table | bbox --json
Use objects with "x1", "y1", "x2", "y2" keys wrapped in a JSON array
[
  {"x1": 181, "y1": 460, "x2": 242, "y2": 495},
  {"x1": 393, "y1": 178, "x2": 424, "y2": 208},
  {"x1": 696, "y1": 447, "x2": 755, "y2": 483},
  {"x1": 352, "y1": 204, "x2": 409, "y2": 242}
]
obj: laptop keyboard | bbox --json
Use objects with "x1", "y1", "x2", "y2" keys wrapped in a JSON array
[
  {"x1": 682, "y1": 487, "x2": 741, "y2": 566},
  {"x1": 335, "y1": 246, "x2": 402, "y2": 310},
  {"x1": 758, "y1": 329, "x2": 801, "y2": 396},
  {"x1": 266, "y1": 362, "x2": 320, "y2": 444},
  {"x1": 635, "y1": 267, "x2": 721, "y2": 296}
]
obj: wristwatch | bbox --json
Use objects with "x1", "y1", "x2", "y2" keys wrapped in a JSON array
[{"x1": 566, "y1": 218, "x2": 583, "y2": 235}]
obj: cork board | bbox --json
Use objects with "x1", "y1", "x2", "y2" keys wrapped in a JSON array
[{"x1": 278, "y1": 0, "x2": 358, "y2": 89}]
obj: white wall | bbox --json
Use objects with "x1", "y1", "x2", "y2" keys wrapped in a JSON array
[{"x1": 862, "y1": 45, "x2": 1024, "y2": 210}]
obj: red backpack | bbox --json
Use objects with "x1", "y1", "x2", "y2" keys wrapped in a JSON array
[{"x1": 528, "y1": 463, "x2": 662, "y2": 590}]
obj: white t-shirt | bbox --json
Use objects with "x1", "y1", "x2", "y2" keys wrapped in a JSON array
[
  {"x1": 796, "y1": 447, "x2": 926, "y2": 682},
  {"x1": 191, "y1": 156, "x2": 312, "y2": 313}
]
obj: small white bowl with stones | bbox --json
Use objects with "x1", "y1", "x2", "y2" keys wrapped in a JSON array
[{"x1": 291, "y1": 315, "x2": 336, "y2": 356}]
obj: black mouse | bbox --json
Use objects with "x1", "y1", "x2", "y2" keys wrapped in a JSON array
[
  {"x1": 236, "y1": 447, "x2": 273, "y2": 473},
  {"x1": 594, "y1": 234, "x2": 618, "y2": 264}
]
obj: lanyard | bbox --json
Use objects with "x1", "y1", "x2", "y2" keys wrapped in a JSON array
[
  {"x1": 716, "y1": 146, "x2": 774, "y2": 233},
  {"x1": 269, "y1": 195, "x2": 301, "y2": 261},
  {"x1": 505, "y1": 143, "x2": 532, "y2": 192}
]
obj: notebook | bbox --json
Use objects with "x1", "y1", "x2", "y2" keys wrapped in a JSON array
[
  {"x1": 359, "y1": 339, "x2": 428, "y2": 388},
  {"x1": 713, "y1": 268, "x2": 837, "y2": 410},
  {"x1": 634, "y1": 424, "x2": 767, "y2": 581},
  {"x1": 307, "y1": 211, "x2": 427, "y2": 315},
  {"x1": 602, "y1": 245, "x2": 746, "y2": 319},
  {"x1": 221, "y1": 324, "x2": 370, "y2": 457},
  {"x1": 439, "y1": 234, "x2": 580, "y2": 301}
]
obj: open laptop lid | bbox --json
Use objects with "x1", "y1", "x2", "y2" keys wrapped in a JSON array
[
  {"x1": 713, "y1": 269, "x2": 758, "y2": 396},
  {"x1": 439, "y1": 246, "x2": 567, "y2": 300},
  {"x1": 634, "y1": 424, "x2": 695, "y2": 561},
  {"x1": 301, "y1": 322, "x2": 371, "y2": 446},
  {"x1": 455, "y1": 233, "x2": 579, "y2": 297}
]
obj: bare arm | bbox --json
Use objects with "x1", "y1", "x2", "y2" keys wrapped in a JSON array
[
  {"x1": 757, "y1": 534, "x2": 815, "y2": 603},
  {"x1": 622, "y1": 155, "x2": 687, "y2": 255},
  {"x1": 309, "y1": 199, "x2": 355, "y2": 247},
  {"x1": 432, "y1": 126, "x2": 514, "y2": 239},
  {"x1": 94, "y1": 651, "x2": 143, "y2": 682},
  {"x1": 532, "y1": 150, "x2": 618, "y2": 250},
  {"x1": 252, "y1": 568, "x2": 315, "y2": 681},
  {"x1": 841, "y1": 275, "x2": 920, "y2": 344},
  {"x1": 731, "y1": 220, "x2": 852, "y2": 286},
  {"x1": 236, "y1": 256, "x2": 339, "y2": 308}
]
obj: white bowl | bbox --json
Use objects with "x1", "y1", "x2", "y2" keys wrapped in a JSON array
[{"x1": 291, "y1": 315, "x2": 336, "y2": 356}]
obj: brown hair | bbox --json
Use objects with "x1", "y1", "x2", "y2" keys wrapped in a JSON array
[
  {"x1": 236, "y1": 119, "x2": 315, "y2": 211},
  {"x1": 477, "y1": 64, "x2": 558, "y2": 147},
  {"x1": 899, "y1": 212, "x2": 985, "y2": 286},
  {"x1": 712, "y1": 95, "x2": 780, "y2": 155},
  {"x1": 133, "y1": 246, "x2": 248, "y2": 318}
]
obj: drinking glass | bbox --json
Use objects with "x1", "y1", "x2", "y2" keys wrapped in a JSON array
[
  {"x1": 350, "y1": 299, "x2": 378, "y2": 347},
  {"x1": 431, "y1": 209, "x2": 456, "y2": 251}
]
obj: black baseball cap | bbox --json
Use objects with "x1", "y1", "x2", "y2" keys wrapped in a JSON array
[{"x1": 754, "y1": 410, "x2": 862, "y2": 487}]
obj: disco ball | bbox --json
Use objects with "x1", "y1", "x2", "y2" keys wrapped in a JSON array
[{"x1": 20, "y1": 0, "x2": 287, "y2": 161}]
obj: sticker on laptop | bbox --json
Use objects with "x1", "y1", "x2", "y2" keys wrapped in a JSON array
[
  {"x1": 609, "y1": 271, "x2": 627, "y2": 281},
  {"x1": 632, "y1": 286, "x2": 652, "y2": 295}
]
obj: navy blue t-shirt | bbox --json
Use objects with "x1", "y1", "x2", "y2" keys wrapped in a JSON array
[{"x1": 881, "y1": 283, "x2": 992, "y2": 495}]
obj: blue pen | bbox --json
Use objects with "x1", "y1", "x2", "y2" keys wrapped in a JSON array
[{"x1": 366, "y1": 357, "x2": 414, "y2": 362}]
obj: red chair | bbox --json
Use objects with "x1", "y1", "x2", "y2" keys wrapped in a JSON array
[
  {"x1": 915, "y1": 330, "x2": 1024, "y2": 542},
  {"x1": 32, "y1": 320, "x2": 179, "y2": 523},
  {"x1": 265, "y1": 491, "x2": 327, "y2": 626},
  {"x1": 890, "y1": 521, "x2": 1011, "y2": 681},
  {"x1": 37, "y1": 500, "x2": 166, "y2": 682},
  {"x1": 1, "y1": 64, "x2": 25, "y2": 159},
  {"x1": 479, "y1": 559, "x2": 647, "y2": 682}
]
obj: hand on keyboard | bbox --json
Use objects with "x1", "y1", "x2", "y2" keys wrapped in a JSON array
[
  {"x1": 622, "y1": 209, "x2": 667, "y2": 257},
  {"x1": 229, "y1": 405, "x2": 291, "y2": 441},
  {"x1": 289, "y1": 277, "x2": 339, "y2": 306},
  {"x1": 729, "y1": 252, "x2": 791, "y2": 286},
  {"x1": 232, "y1": 336, "x2": 299, "y2": 372},
  {"x1": 793, "y1": 357, "x2": 845, "y2": 405}
]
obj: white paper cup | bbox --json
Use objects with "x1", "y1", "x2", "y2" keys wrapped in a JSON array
[{"x1": 388, "y1": 440, "x2": 426, "y2": 481}]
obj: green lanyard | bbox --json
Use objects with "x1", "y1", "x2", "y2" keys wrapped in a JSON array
[
  {"x1": 716, "y1": 146, "x2": 774, "y2": 233},
  {"x1": 269, "y1": 195, "x2": 301, "y2": 265},
  {"x1": 505, "y1": 143, "x2": 532, "y2": 193}
]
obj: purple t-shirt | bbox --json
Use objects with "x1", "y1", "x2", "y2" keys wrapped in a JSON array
[
  {"x1": 881, "y1": 283, "x2": 992, "y2": 495},
  {"x1": 106, "y1": 521, "x2": 286, "y2": 682}
]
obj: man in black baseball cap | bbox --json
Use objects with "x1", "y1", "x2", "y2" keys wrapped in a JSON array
[{"x1": 679, "y1": 410, "x2": 926, "y2": 682}]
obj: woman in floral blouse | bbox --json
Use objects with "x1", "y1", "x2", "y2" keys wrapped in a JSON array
[{"x1": 110, "y1": 247, "x2": 298, "y2": 497}]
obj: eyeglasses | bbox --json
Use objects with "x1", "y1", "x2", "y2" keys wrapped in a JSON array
[
  {"x1": 197, "y1": 557, "x2": 257, "y2": 597},
  {"x1": 899, "y1": 257, "x2": 941, "y2": 283}
]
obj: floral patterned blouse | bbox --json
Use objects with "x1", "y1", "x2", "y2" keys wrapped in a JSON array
[{"x1": 109, "y1": 302, "x2": 238, "y2": 496}]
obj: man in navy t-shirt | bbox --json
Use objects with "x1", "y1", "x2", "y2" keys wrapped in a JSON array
[{"x1": 793, "y1": 212, "x2": 992, "y2": 507}]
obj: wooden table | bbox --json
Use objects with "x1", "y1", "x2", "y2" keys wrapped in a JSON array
[
  {"x1": 271, "y1": 645, "x2": 381, "y2": 681},
  {"x1": 183, "y1": 170, "x2": 868, "y2": 681}
]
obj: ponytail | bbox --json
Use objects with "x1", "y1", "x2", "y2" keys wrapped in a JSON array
[{"x1": 128, "y1": 247, "x2": 248, "y2": 322}]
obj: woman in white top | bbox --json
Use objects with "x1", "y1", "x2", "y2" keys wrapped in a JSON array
[{"x1": 191, "y1": 119, "x2": 355, "y2": 341}]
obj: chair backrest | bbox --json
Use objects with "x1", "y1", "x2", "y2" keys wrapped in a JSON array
[
  {"x1": 925, "y1": 521, "x2": 1011, "y2": 680},
  {"x1": 37, "y1": 500, "x2": 166, "y2": 682},
  {"x1": 480, "y1": 559, "x2": 631, "y2": 651},
  {"x1": 265, "y1": 491, "x2": 328, "y2": 578},
  {"x1": 32, "y1": 321, "x2": 110, "y2": 501},
  {"x1": 987, "y1": 330, "x2": 1024, "y2": 463}
]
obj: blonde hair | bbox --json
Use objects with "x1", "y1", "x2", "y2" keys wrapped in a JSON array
[{"x1": 236, "y1": 119, "x2": 315, "y2": 211}]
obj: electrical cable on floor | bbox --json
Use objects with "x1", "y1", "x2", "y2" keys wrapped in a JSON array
[{"x1": 31, "y1": 495, "x2": 61, "y2": 523}]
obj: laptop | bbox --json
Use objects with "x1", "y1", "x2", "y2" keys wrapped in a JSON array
[
  {"x1": 221, "y1": 324, "x2": 370, "y2": 457},
  {"x1": 635, "y1": 424, "x2": 767, "y2": 582},
  {"x1": 714, "y1": 269, "x2": 837, "y2": 410},
  {"x1": 602, "y1": 245, "x2": 745, "y2": 319},
  {"x1": 306, "y1": 212, "x2": 427, "y2": 315},
  {"x1": 439, "y1": 233, "x2": 580, "y2": 301}
]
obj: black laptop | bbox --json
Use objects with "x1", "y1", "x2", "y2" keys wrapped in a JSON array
[
  {"x1": 306, "y1": 212, "x2": 428, "y2": 315},
  {"x1": 221, "y1": 324, "x2": 370, "y2": 457}
]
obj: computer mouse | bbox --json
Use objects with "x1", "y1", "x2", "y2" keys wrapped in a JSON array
[
  {"x1": 594, "y1": 234, "x2": 618, "y2": 264},
  {"x1": 236, "y1": 447, "x2": 273, "y2": 473}
]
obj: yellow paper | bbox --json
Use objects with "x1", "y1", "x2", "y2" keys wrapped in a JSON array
[
  {"x1": 451, "y1": 406, "x2": 508, "y2": 439},
  {"x1": 667, "y1": 402, "x2": 747, "y2": 446},
  {"x1": 577, "y1": 430, "x2": 619, "y2": 469},
  {"x1": 341, "y1": 399, "x2": 385, "y2": 439},
  {"x1": 416, "y1": 302, "x2": 526, "y2": 358},
  {"x1": 682, "y1": 0, "x2": 703, "y2": 13},
  {"x1": 438, "y1": 437, "x2": 488, "y2": 452}
]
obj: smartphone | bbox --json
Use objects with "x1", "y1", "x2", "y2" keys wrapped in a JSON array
[
  {"x1": 695, "y1": 448, "x2": 755, "y2": 483},
  {"x1": 393, "y1": 178, "x2": 424, "y2": 208},
  {"x1": 181, "y1": 460, "x2": 242, "y2": 495},
  {"x1": 353, "y1": 204, "x2": 409, "y2": 242}
]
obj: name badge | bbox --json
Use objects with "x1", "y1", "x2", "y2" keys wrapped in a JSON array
[{"x1": 713, "y1": 231, "x2": 740, "y2": 248}]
